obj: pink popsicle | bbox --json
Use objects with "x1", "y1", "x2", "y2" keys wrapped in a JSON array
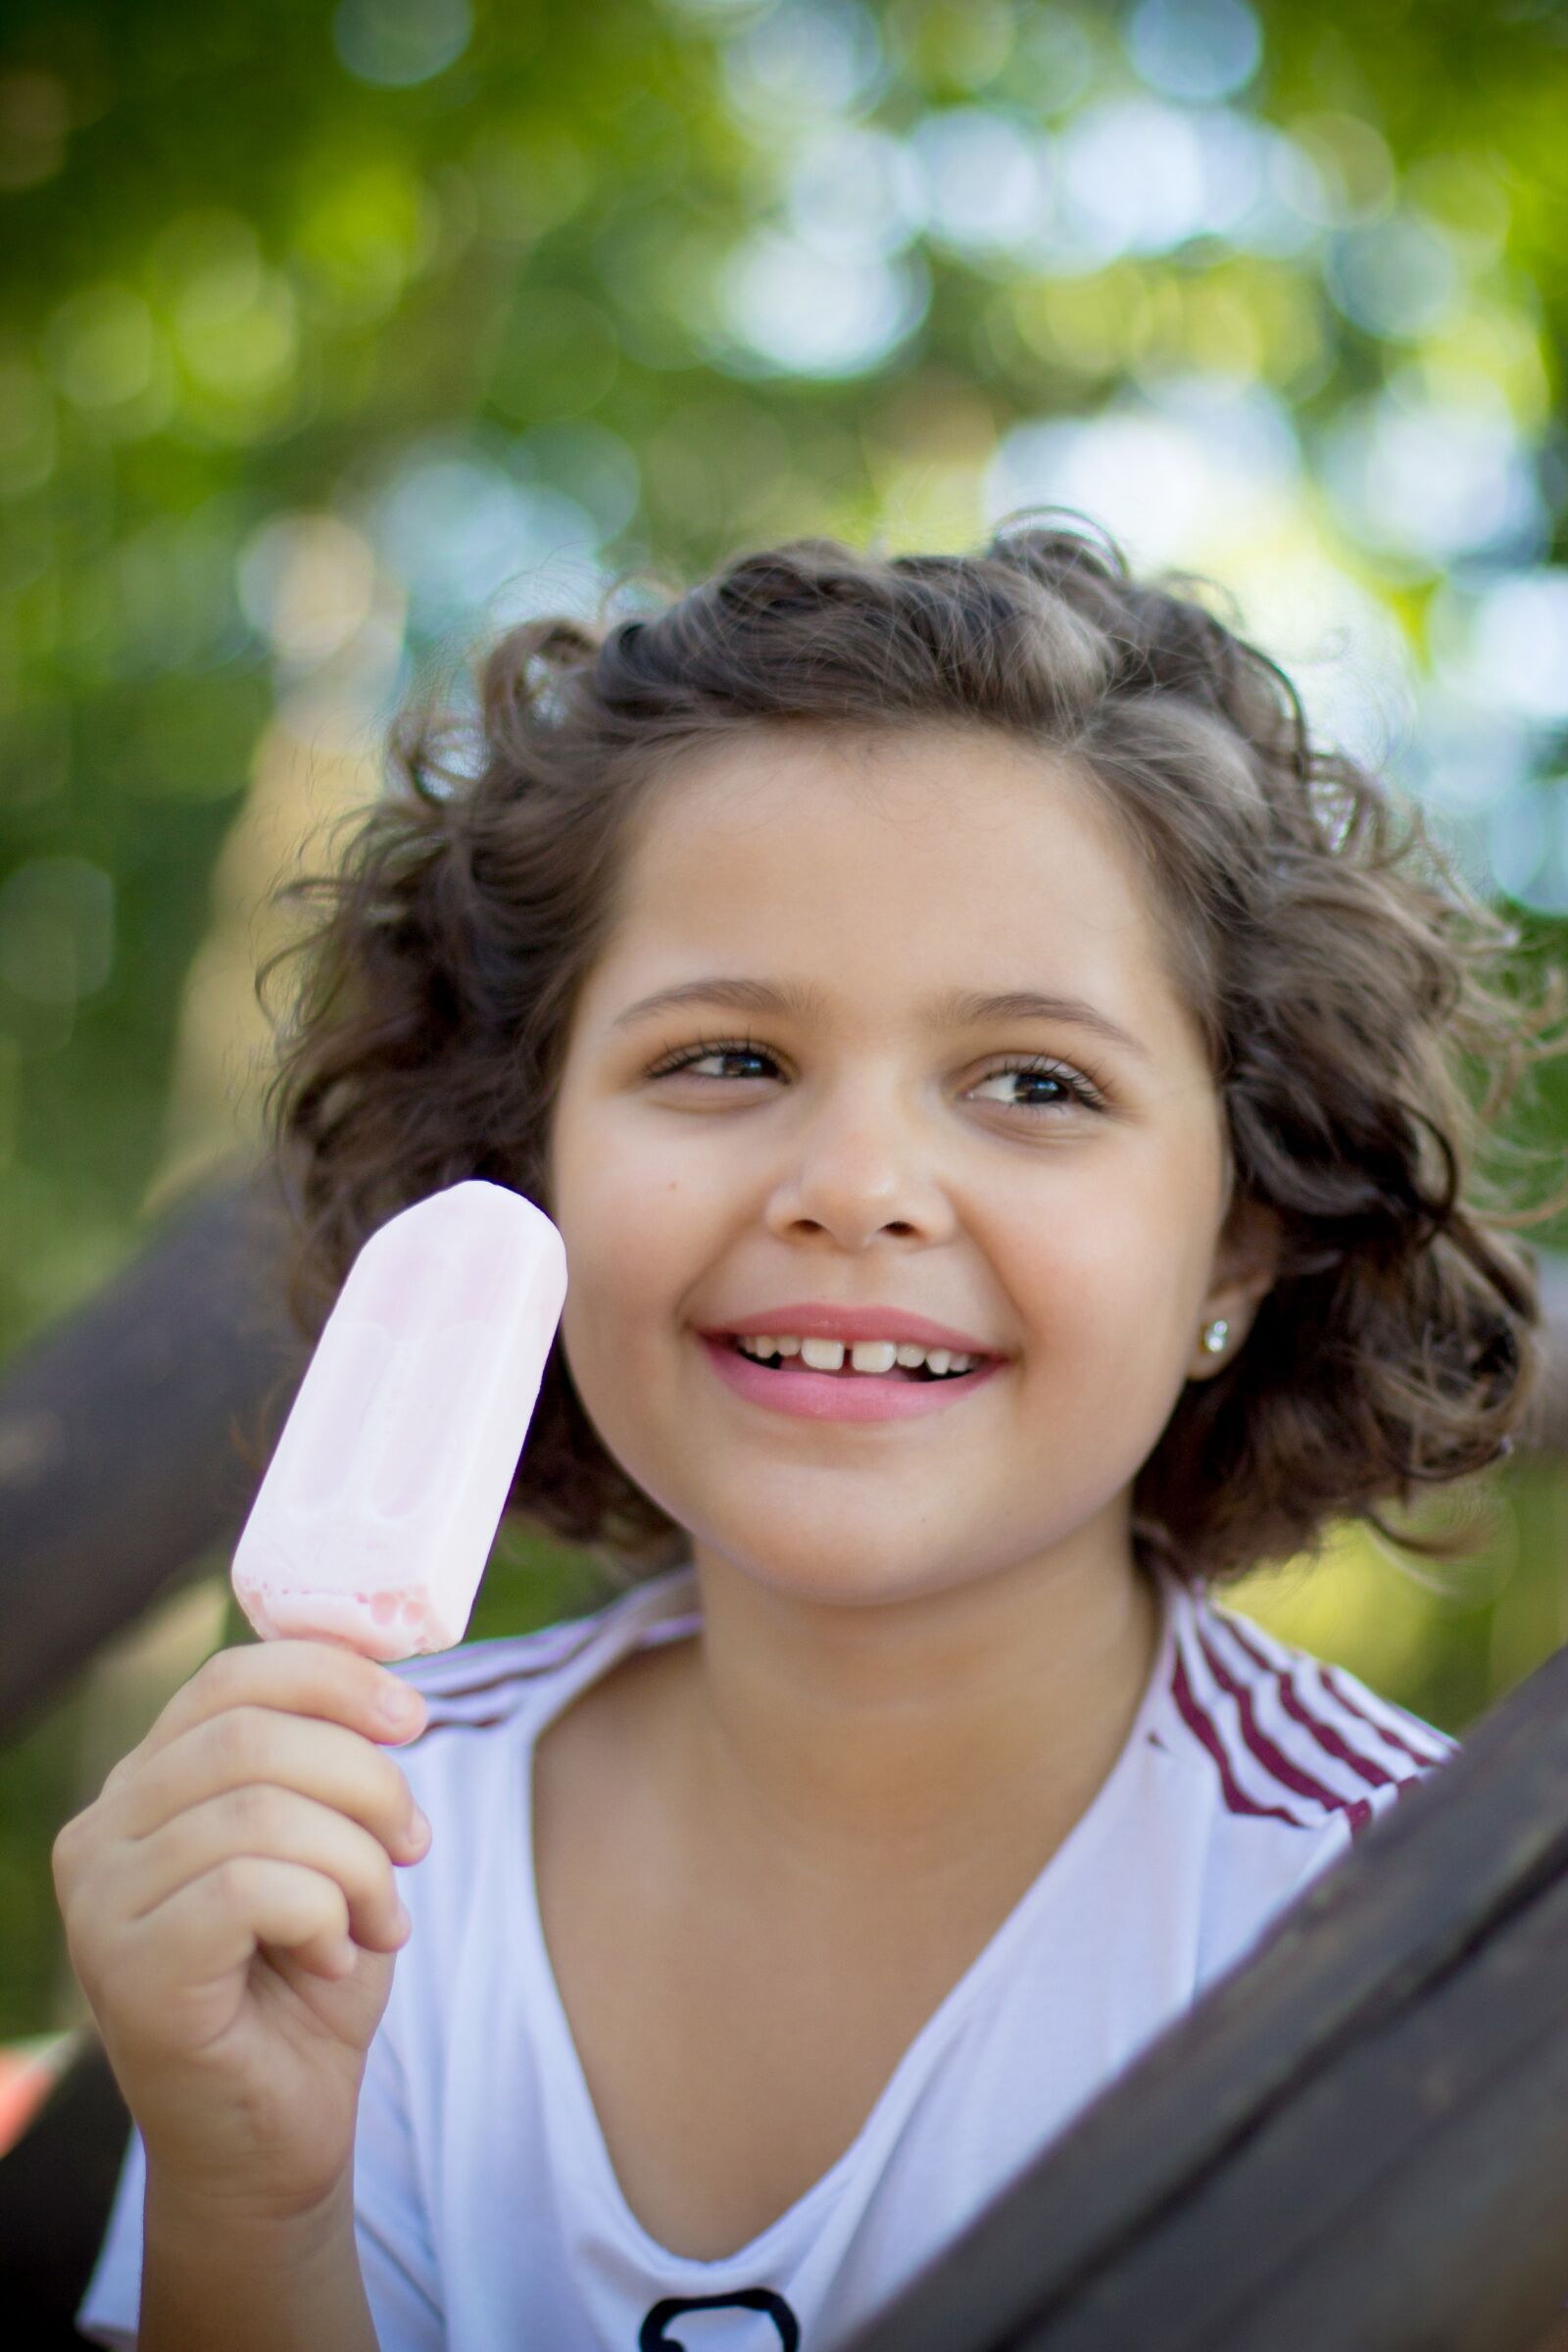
[{"x1": 230, "y1": 1180, "x2": 568, "y2": 1661}]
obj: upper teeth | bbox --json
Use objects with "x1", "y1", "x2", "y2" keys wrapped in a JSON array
[{"x1": 733, "y1": 1335, "x2": 979, "y2": 1376}]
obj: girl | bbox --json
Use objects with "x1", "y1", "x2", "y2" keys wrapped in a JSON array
[{"x1": 61, "y1": 522, "x2": 1560, "y2": 2352}]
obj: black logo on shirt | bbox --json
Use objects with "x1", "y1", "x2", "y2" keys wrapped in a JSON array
[{"x1": 639, "y1": 2288, "x2": 802, "y2": 2348}]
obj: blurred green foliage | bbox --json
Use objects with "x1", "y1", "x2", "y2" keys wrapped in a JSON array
[
  {"x1": 4, "y1": 0, "x2": 1568, "y2": 1352},
  {"x1": 4, "y1": 0, "x2": 1568, "y2": 2039}
]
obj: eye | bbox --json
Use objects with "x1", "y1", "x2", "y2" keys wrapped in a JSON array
[
  {"x1": 645, "y1": 1039, "x2": 1106, "y2": 1114},
  {"x1": 971, "y1": 1056, "x2": 1106, "y2": 1116},
  {"x1": 645, "y1": 1035, "x2": 780, "y2": 1083}
]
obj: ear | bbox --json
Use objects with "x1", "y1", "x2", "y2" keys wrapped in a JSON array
[{"x1": 1187, "y1": 1194, "x2": 1283, "y2": 1382}]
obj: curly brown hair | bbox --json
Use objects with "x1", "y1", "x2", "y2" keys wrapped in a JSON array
[{"x1": 254, "y1": 519, "x2": 1568, "y2": 1588}]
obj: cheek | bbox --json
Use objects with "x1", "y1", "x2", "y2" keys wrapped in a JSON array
[
  {"x1": 1004, "y1": 1158, "x2": 1218, "y2": 1364},
  {"x1": 550, "y1": 1129, "x2": 711, "y2": 1368},
  {"x1": 553, "y1": 1072, "x2": 749, "y2": 1271},
  {"x1": 546, "y1": 1137, "x2": 717, "y2": 1522}
]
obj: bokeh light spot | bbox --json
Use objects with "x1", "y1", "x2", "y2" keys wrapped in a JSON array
[
  {"x1": 717, "y1": 232, "x2": 929, "y2": 377},
  {"x1": 722, "y1": 0, "x2": 887, "y2": 124},
  {"x1": 787, "y1": 123, "x2": 925, "y2": 260},
  {"x1": 1320, "y1": 392, "x2": 1543, "y2": 568},
  {"x1": 176, "y1": 269, "x2": 299, "y2": 403},
  {"x1": 293, "y1": 159, "x2": 433, "y2": 322},
  {"x1": 514, "y1": 422, "x2": 641, "y2": 544},
  {"x1": 886, "y1": 0, "x2": 1016, "y2": 94},
  {"x1": 333, "y1": 0, "x2": 473, "y2": 87},
  {"x1": 1054, "y1": 98, "x2": 1209, "y2": 264},
  {"x1": 909, "y1": 109, "x2": 1050, "y2": 254},
  {"x1": 0, "y1": 860, "x2": 115, "y2": 1007},
  {"x1": 1005, "y1": 9, "x2": 1095, "y2": 116},
  {"x1": 372, "y1": 441, "x2": 604, "y2": 633},
  {"x1": 1327, "y1": 211, "x2": 1461, "y2": 341},
  {"x1": 660, "y1": 0, "x2": 774, "y2": 19},
  {"x1": 1125, "y1": 0, "x2": 1261, "y2": 103},
  {"x1": 987, "y1": 378, "x2": 1298, "y2": 572},
  {"x1": 1288, "y1": 114, "x2": 1396, "y2": 228},
  {"x1": 1465, "y1": 572, "x2": 1568, "y2": 725},
  {"x1": 237, "y1": 514, "x2": 380, "y2": 665},
  {"x1": 1230, "y1": 555, "x2": 1418, "y2": 772},
  {"x1": 43, "y1": 287, "x2": 157, "y2": 410}
]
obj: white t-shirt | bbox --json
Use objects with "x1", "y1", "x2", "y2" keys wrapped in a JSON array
[{"x1": 79, "y1": 1563, "x2": 1451, "y2": 2352}]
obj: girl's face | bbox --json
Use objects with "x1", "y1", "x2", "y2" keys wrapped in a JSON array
[{"x1": 546, "y1": 723, "x2": 1271, "y2": 1607}]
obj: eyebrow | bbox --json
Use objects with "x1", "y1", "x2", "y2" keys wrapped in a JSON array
[{"x1": 610, "y1": 976, "x2": 1152, "y2": 1064}]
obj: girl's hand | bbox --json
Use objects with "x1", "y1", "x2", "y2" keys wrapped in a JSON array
[{"x1": 52, "y1": 1639, "x2": 431, "y2": 2222}]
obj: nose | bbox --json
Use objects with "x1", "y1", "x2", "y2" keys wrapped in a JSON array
[{"x1": 760, "y1": 1083, "x2": 956, "y2": 1251}]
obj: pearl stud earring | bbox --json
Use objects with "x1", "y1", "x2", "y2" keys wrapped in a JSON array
[{"x1": 1201, "y1": 1318, "x2": 1230, "y2": 1355}]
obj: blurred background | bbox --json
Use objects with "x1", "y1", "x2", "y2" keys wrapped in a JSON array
[{"x1": 2, "y1": 0, "x2": 1567, "y2": 2098}]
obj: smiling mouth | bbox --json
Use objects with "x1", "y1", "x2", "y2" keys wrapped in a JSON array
[{"x1": 719, "y1": 1337, "x2": 984, "y2": 1383}]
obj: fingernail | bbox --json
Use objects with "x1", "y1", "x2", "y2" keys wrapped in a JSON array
[
  {"x1": 379, "y1": 1681, "x2": 424, "y2": 1731},
  {"x1": 408, "y1": 1805, "x2": 431, "y2": 1851}
]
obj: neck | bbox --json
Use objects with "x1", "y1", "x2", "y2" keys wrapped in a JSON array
[{"x1": 675, "y1": 1523, "x2": 1163, "y2": 1895}]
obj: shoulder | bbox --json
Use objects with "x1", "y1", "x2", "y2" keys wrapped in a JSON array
[{"x1": 1163, "y1": 1575, "x2": 1456, "y2": 1844}]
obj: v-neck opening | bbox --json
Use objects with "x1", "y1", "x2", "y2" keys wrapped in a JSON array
[{"x1": 514, "y1": 1562, "x2": 1180, "y2": 2277}]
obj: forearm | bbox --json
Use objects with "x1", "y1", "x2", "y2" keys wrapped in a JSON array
[{"x1": 139, "y1": 2170, "x2": 380, "y2": 2352}]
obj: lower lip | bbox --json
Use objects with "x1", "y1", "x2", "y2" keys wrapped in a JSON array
[{"x1": 699, "y1": 1335, "x2": 1005, "y2": 1422}]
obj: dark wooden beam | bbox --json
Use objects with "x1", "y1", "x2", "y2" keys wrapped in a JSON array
[
  {"x1": 842, "y1": 1635, "x2": 1568, "y2": 2352},
  {"x1": 0, "y1": 1161, "x2": 302, "y2": 1738}
]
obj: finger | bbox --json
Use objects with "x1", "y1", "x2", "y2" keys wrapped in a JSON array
[
  {"x1": 126, "y1": 1855, "x2": 364, "y2": 2000},
  {"x1": 112, "y1": 1708, "x2": 430, "y2": 1865},
  {"x1": 126, "y1": 1640, "x2": 426, "y2": 1774},
  {"x1": 117, "y1": 1788, "x2": 414, "y2": 1957}
]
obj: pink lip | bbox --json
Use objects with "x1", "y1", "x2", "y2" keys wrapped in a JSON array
[
  {"x1": 700, "y1": 1333, "x2": 1006, "y2": 1422},
  {"x1": 699, "y1": 1302, "x2": 1001, "y2": 1356}
]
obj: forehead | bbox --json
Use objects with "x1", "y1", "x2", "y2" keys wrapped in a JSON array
[{"x1": 593, "y1": 723, "x2": 1201, "y2": 1054}]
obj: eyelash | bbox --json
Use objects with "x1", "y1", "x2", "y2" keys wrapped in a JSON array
[{"x1": 644, "y1": 1032, "x2": 1109, "y2": 1116}]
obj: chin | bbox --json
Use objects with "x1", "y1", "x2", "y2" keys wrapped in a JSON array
[{"x1": 696, "y1": 1518, "x2": 980, "y2": 1611}]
